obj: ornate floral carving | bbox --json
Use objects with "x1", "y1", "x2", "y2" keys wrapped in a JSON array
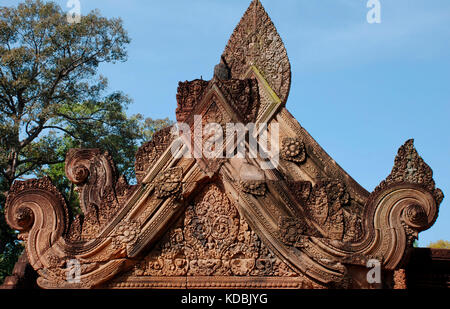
[
  {"x1": 222, "y1": 0, "x2": 291, "y2": 104},
  {"x1": 176, "y1": 79, "x2": 210, "y2": 123},
  {"x1": 401, "y1": 221, "x2": 418, "y2": 248},
  {"x1": 129, "y1": 183, "x2": 299, "y2": 278},
  {"x1": 112, "y1": 220, "x2": 141, "y2": 250},
  {"x1": 154, "y1": 167, "x2": 183, "y2": 199},
  {"x1": 46, "y1": 254, "x2": 63, "y2": 269},
  {"x1": 240, "y1": 180, "x2": 267, "y2": 196},
  {"x1": 278, "y1": 217, "x2": 308, "y2": 247},
  {"x1": 281, "y1": 137, "x2": 306, "y2": 163},
  {"x1": 394, "y1": 269, "x2": 407, "y2": 289}
]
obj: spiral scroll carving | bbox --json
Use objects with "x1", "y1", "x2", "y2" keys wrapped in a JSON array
[
  {"x1": 363, "y1": 185, "x2": 438, "y2": 269},
  {"x1": 5, "y1": 151, "x2": 138, "y2": 288},
  {"x1": 355, "y1": 140, "x2": 444, "y2": 270},
  {"x1": 65, "y1": 148, "x2": 136, "y2": 241},
  {"x1": 403, "y1": 204, "x2": 429, "y2": 228},
  {"x1": 65, "y1": 149, "x2": 102, "y2": 185},
  {"x1": 5, "y1": 177, "x2": 69, "y2": 270}
]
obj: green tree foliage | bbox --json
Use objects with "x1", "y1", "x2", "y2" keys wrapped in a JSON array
[
  {"x1": 0, "y1": 0, "x2": 131, "y2": 187},
  {"x1": 136, "y1": 116, "x2": 173, "y2": 144},
  {"x1": 0, "y1": 178, "x2": 24, "y2": 284},
  {"x1": 428, "y1": 240, "x2": 450, "y2": 249},
  {"x1": 0, "y1": 1, "x2": 173, "y2": 284}
]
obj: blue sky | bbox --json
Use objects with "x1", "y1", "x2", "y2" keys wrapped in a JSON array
[{"x1": 5, "y1": 0, "x2": 449, "y2": 246}]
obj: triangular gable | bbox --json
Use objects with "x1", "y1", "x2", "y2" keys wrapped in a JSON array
[{"x1": 106, "y1": 181, "x2": 324, "y2": 289}]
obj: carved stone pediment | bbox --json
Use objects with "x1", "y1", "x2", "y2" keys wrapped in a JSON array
[
  {"x1": 107, "y1": 182, "x2": 324, "y2": 289},
  {"x1": 4, "y1": 0, "x2": 444, "y2": 289}
]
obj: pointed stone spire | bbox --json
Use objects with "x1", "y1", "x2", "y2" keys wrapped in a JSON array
[
  {"x1": 222, "y1": 0, "x2": 291, "y2": 105},
  {"x1": 374, "y1": 139, "x2": 444, "y2": 206}
]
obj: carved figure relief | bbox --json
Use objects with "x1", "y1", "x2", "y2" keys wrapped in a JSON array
[
  {"x1": 285, "y1": 179, "x2": 363, "y2": 242},
  {"x1": 215, "y1": 79, "x2": 260, "y2": 124},
  {"x1": 278, "y1": 217, "x2": 307, "y2": 247}
]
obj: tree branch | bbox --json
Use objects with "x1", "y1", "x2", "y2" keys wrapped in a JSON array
[
  {"x1": 0, "y1": 69, "x2": 17, "y2": 114},
  {"x1": 41, "y1": 125, "x2": 79, "y2": 140},
  {"x1": 55, "y1": 108, "x2": 108, "y2": 122},
  {"x1": 15, "y1": 159, "x2": 66, "y2": 179},
  {"x1": 17, "y1": 156, "x2": 65, "y2": 167},
  {"x1": 19, "y1": 118, "x2": 47, "y2": 149}
]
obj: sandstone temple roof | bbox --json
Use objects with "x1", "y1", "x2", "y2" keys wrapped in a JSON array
[{"x1": 2, "y1": 0, "x2": 445, "y2": 289}]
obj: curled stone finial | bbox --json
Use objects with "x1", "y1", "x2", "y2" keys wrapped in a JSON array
[
  {"x1": 65, "y1": 149, "x2": 102, "y2": 185},
  {"x1": 361, "y1": 139, "x2": 444, "y2": 270},
  {"x1": 5, "y1": 177, "x2": 69, "y2": 235},
  {"x1": 374, "y1": 139, "x2": 444, "y2": 207}
]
